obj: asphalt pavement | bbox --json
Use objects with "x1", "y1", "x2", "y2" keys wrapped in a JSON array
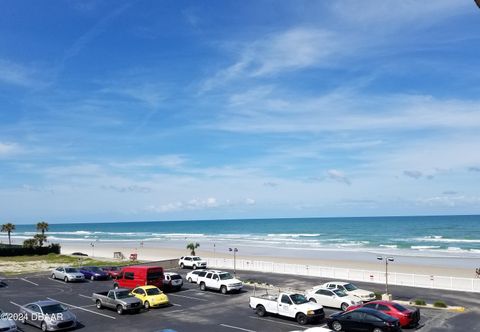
[{"x1": 0, "y1": 267, "x2": 478, "y2": 332}]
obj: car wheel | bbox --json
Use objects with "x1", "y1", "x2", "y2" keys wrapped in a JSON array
[
  {"x1": 192, "y1": 265, "x2": 197, "y2": 270},
  {"x1": 220, "y1": 285, "x2": 227, "y2": 294},
  {"x1": 41, "y1": 321, "x2": 47, "y2": 332},
  {"x1": 256, "y1": 305, "x2": 267, "y2": 317},
  {"x1": 91, "y1": 275, "x2": 95, "y2": 281},
  {"x1": 96, "y1": 300, "x2": 103, "y2": 309},
  {"x1": 309, "y1": 298, "x2": 317, "y2": 303},
  {"x1": 51, "y1": 273, "x2": 56, "y2": 279},
  {"x1": 64, "y1": 276, "x2": 68, "y2": 283},
  {"x1": 144, "y1": 301, "x2": 150, "y2": 310},
  {"x1": 180, "y1": 263, "x2": 184, "y2": 269},
  {"x1": 341, "y1": 302, "x2": 349, "y2": 311},
  {"x1": 188, "y1": 277, "x2": 192, "y2": 283},
  {"x1": 332, "y1": 321, "x2": 342, "y2": 331},
  {"x1": 116, "y1": 305, "x2": 124, "y2": 315},
  {"x1": 113, "y1": 283, "x2": 119, "y2": 289},
  {"x1": 373, "y1": 329, "x2": 383, "y2": 332},
  {"x1": 296, "y1": 313, "x2": 308, "y2": 325},
  {"x1": 199, "y1": 282, "x2": 206, "y2": 291}
]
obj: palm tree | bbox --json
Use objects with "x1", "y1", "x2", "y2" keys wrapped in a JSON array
[
  {"x1": 186, "y1": 242, "x2": 200, "y2": 256},
  {"x1": 36, "y1": 221, "x2": 49, "y2": 236},
  {"x1": 1, "y1": 223, "x2": 15, "y2": 245},
  {"x1": 33, "y1": 234, "x2": 47, "y2": 247}
]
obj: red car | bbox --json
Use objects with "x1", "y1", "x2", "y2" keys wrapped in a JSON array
[
  {"x1": 103, "y1": 266, "x2": 123, "y2": 279},
  {"x1": 347, "y1": 300, "x2": 420, "y2": 328}
]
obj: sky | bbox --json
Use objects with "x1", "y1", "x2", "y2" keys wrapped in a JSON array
[{"x1": 1, "y1": 0, "x2": 480, "y2": 224}]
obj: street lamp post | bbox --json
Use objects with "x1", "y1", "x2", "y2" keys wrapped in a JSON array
[
  {"x1": 90, "y1": 242, "x2": 95, "y2": 257},
  {"x1": 377, "y1": 256, "x2": 394, "y2": 300},
  {"x1": 229, "y1": 247, "x2": 238, "y2": 276}
]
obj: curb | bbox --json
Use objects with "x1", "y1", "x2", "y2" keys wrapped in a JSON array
[{"x1": 396, "y1": 300, "x2": 466, "y2": 313}]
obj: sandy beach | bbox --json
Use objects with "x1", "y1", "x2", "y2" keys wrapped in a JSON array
[{"x1": 58, "y1": 240, "x2": 475, "y2": 279}]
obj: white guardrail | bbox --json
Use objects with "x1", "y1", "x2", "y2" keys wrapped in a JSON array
[{"x1": 206, "y1": 258, "x2": 480, "y2": 293}]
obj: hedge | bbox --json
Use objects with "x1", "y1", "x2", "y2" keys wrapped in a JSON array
[{"x1": 0, "y1": 243, "x2": 61, "y2": 257}]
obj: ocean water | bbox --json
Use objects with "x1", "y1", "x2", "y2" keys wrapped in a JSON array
[{"x1": 5, "y1": 215, "x2": 480, "y2": 259}]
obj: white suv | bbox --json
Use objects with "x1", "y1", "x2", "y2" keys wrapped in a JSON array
[
  {"x1": 179, "y1": 256, "x2": 207, "y2": 270},
  {"x1": 197, "y1": 270, "x2": 243, "y2": 294}
]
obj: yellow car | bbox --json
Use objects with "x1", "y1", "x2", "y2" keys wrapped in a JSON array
[{"x1": 131, "y1": 285, "x2": 169, "y2": 309}]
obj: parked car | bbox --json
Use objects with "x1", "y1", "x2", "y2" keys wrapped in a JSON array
[
  {"x1": 305, "y1": 286, "x2": 362, "y2": 311},
  {"x1": 197, "y1": 270, "x2": 243, "y2": 294},
  {"x1": 19, "y1": 300, "x2": 77, "y2": 331},
  {"x1": 103, "y1": 266, "x2": 122, "y2": 279},
  {"x1": 78, "y1": 266, "x2": 109, "y2": 281},
  {"x1": 178, "y1": 256, "x2": 207, "y2": 269},
  {"x1": 347, "y1": 300, "x2": 420, "y2": 328},
  {"x1": 92, "y1": 289, "x2": 142, "y2": 315},
  {"x1": 163, "y1": 272, "x2": 183, "y2": 291},
  {"x1": 250, "y1": 292, "x2": 324, "y2": 325},
  {"x1": 186, "y1": 270, "x2": 207, "y2": 283},
  {"x1": 131, "y1": 286, "x2": 169, "y2": 309},
  {"x1": 51, "y1": 267, "x2": 85, "y2": 283},
  {"x1": 327, "y1": 307, "x2": 401, "y2": 332},
  {"x1": 0, "y1": 308, "x2": 17, "y2": 332},
  {"x1": 113, "y1": 265, "x2": 164, "y2": 290},
  {"x1": 71, "y1": 252, "x2": 88, "y2": 257},
  {"x1": 322, "y1": 281, "x2": 376, "y2": 302}
]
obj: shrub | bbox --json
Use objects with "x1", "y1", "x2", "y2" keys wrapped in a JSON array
[
  {"x1": 413, "y1": 299, "x2": 426, "y2": 306},
  {"x1": 433, "y1": 300, "x2": 447, "y2": 308},
  {"x1": 0, "y1": 243, "x2": 61, "y2": 256},
  {"x1": 374, "y1": 292, "x2": 383, "y2": 300}
]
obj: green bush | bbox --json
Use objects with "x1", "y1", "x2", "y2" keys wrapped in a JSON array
[
  {"x1": 374, "y1": 292, "x2": 383, "y2": 300},
  {"x1": 413, "y1": 299, "x2": 426, "y2": 306},
  {"x1": 433, "y1": 300, "x2": 447, "y2": 308},
  {"x1": 0, "y1": 243, "x2": 61, "y2": 256}
]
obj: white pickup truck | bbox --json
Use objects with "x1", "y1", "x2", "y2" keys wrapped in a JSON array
[{"x1": 249, "y1": 292, "x2": 325, "y2": 325}]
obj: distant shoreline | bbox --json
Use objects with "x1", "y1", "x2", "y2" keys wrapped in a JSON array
[{"x1": 52, "y1": 240, "x2": 476, "y2": 279}]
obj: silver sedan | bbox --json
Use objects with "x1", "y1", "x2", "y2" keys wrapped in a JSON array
[
  {"x1": 19, "y1": 300, "x2": 77, "y2": 331},
  {"x1": 51, "y1": 267, "x2": 84, "y2": 282}
]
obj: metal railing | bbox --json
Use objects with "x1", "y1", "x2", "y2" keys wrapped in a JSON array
[{"x1": 206, "y1": 258, "x2": 480, "y2": 293}]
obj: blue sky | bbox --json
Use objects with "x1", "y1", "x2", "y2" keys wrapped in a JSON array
[{"x1": 1, "y1": 0, "x2": 480, "y2": 223}]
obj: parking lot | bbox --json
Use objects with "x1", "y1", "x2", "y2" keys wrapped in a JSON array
[{"x1": 1, "y1": 267, "x2": 478, "y2": 332}]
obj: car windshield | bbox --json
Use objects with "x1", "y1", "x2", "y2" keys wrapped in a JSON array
[
  {"x1": 171, "y1": 274, "x2": 182, "y2": 280},
  {"x1": 90, "y1": 267, "x2": 102, "y2": 272},
  {"x1": 42, "y1": 304, "x2": 66, "y2": 314},
  {"x1": 344, "y1": 283, "x2": 358, "y2": 291},
  {"x1": 392, "y1": 303, "x2": 408, "y2": 312},
  {"x1": 333, "y1": 289, "x2": 348, "y2": 297},
  {"x1": 146, "y1": 288, "x2": 162, "y2": 296},
  {"x1": 65, "y1": 268, "x2": 77, "y2": 273},
  {"x1": 109, "y1": 267, "x2": 120, "y2": 271},
  {"x1": 290, "y1": 294, "x2": 309, "y2": 304},
  {"x1": 193, "y1": 257, "x2": 202, "y2": 261},
  {"x1": 116, "y1": 291, "x2": 132, "y2": 299},
  {"x1": 219, "y1": 273, "x2": 233, "y2": 280}
]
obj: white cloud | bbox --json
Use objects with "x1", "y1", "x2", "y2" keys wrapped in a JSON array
[
  {"x1": 0, "y1": 142, "x2": 22, "y2": 157},
  {"x1": 327, "y1": 169, "x2": 351, "y2": 186},
  {"x1": 0, "y1": 60, "x2": 41, "y2": 88}
]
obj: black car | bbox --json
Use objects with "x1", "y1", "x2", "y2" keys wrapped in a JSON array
[{"x1": 327, "y1": 307, "x2": 401, "y2": 332}]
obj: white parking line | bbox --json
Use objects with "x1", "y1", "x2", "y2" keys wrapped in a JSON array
[
  {"x1": 168, "y1": 293, "x2": 208, "y2": 302},
  {"x1": 20, "y1": 278, "x2": 39, "y2": 286},
  {"x1": 78, "y1": 294, "x2": 91, "y2": 299},
  {"x1": 46, "y1": 297, "x2": 116, "y2": 320},
  {"x1": 172, "y1": 303, "x2": 182, "y2": 307},
  {"x1": 9, "y1": 301, "x2": 22, "y2": 308},
  {"x1": 249, "y1": 316, "x2": 306, "y2": 329},
  {"x1": 220, "y1": 324, "x2": 257, "y2": 332}
]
